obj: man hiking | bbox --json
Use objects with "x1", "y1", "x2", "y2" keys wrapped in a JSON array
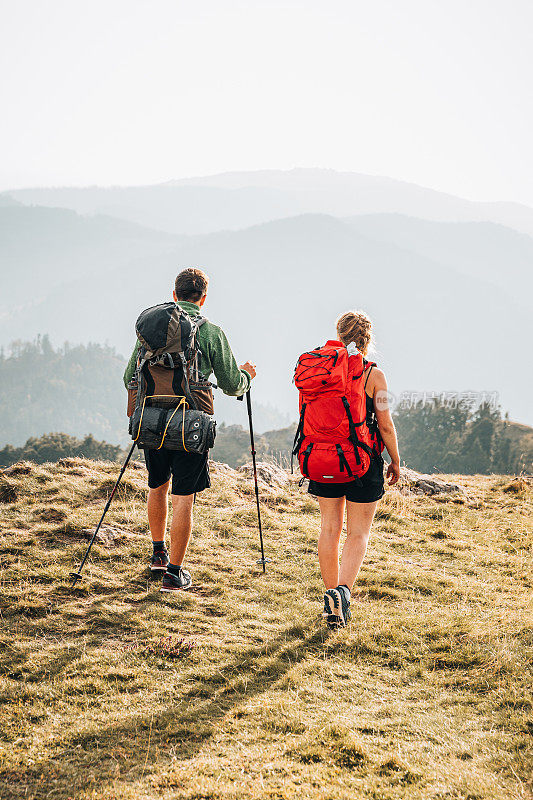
[{"x1": 123, "y1": 267, "x2": 256, "y2": 592}]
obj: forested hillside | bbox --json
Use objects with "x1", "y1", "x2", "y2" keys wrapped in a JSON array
[
  {"x1": 212, "y1": 401, "x2": 533, "y2": 475},
  {"x1": 0, "y1": 339, "x2": 289, "y2": 447},
  {"x1": 0, "y1": 433, "x2": 121, "y2": 467},
  {"x1": 0, "y1": 339, "x2": 127, "y2": 447},
  {"x1": 394, "y1": 399, "x2": 533, "y2": 475}
]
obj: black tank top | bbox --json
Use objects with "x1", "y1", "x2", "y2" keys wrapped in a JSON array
[
  {"x1": 364, "y1": 364, "x2": 376, "y2": 427},
  {"x1": 364, "y1": 362, "x2": 374, "y2": 413}
]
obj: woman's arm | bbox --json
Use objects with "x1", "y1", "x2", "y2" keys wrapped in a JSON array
[{"x1": 368, "y1": 368, "x2": 400, "y2": 485}]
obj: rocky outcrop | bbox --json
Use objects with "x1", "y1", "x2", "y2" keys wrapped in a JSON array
[
  {"x1": 209, "y1": 460, "x2": 239, "y2": 478},
  {"x1": 80, "y1": 525, "x2": 139, "y2": 547},
  {"x1": 397, "y1": 467, "x2": 465, "y2": 497},
  {"x1": 238, "y1": 461, "x2": 290, "y2": 488}
]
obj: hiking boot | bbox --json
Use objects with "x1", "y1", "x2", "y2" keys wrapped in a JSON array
[
  {"x1": 323, "y1": 587, "x2": 351, "y2": 628},
  {"x1": 160, "y1": 567, "x2": 192, "y2": 592},
  {"x1": 150, "y1": 549, "x2": 170, "y2": 572}
]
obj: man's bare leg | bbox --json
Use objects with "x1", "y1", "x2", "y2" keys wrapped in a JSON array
[
  {"x1": 147, "y1": 481, "x2": 170, "y2": 544},
  {"x1": 169, "y1": 494, "x2": 195, "y2": 566}
]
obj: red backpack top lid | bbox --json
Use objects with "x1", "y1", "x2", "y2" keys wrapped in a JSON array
[{"x1": 293, "y1": 340, "x2": 349, "y2": 399}]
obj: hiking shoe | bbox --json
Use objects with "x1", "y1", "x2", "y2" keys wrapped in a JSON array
[
  {"x1": 323, "y1": 587, "x2": 351, "y2": 628},
  {"x1": 160, "y1": 568, "x2": 192, "y2": 592},
  {"x1": 150, "y1": 549, "x2": 170, "y2": 572}
]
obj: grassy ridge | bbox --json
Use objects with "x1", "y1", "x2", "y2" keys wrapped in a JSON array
[{"x1": 0, "y1": 459, "x2": 532, "y2": 800}]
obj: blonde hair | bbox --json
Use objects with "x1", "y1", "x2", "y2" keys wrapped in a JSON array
[{"x1": 336, "y1": 310, "x2": 372, "y2": 356}]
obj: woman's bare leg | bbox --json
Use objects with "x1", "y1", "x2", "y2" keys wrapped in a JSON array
[
  {"x1": 338, "y1": 500, "x2": 378, "y2": 589},
  {"x1": 317, "y1": 496, "x2": 346, "y2": 589}
]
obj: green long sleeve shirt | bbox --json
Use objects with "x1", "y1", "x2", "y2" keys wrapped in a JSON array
[{"x1": 123, "y1": 300, "x2": 251, "y2": 397}]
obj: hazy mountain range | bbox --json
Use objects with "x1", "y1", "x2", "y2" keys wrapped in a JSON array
[
  {"x1": 1, "y1": 169, "x2": 532, "y2": 432},
  {"x1": 7, "y1": 168, "x2": 533, "y2": 237}
]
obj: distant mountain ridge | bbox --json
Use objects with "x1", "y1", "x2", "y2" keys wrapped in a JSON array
[
  {"x1": 345, "y1": 214, "x2": 533, "y2": 304},
  {"x1": 7, "y1": 168, "x2": 533, "y2": 237},
  {"x1": 0, "y1": 205, "x2": 179, "y2": 309}
]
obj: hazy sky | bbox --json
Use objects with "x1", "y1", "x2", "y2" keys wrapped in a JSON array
[{"x1": 1, "y1": 0, "x2": 532, "y2": 204}]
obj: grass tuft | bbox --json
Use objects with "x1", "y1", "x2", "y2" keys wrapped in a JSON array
[
  {"x1": 503, "y1": 478, "x2": 528, "y2": 494},
  {"x1": 0, "y1": 476, "x2": 18, "y2": 503},
  {"x1": 33, "y1": 506, "x2": 68, "y2": 522},
  {"x1": 121, "y1": 635, "x2": 196, "y2": 661}
]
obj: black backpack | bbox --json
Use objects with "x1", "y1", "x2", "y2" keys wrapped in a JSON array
[
  {"x1": 134, "y1": 302, "x2": 216, "y2": 412},
  {"x1": 128, "y1": 303, "x2": 216, "y2": 451}
]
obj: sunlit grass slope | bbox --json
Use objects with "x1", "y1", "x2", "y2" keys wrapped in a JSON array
[{"x1": 0, "y1": 458, "x2": 531, "y2": 800}]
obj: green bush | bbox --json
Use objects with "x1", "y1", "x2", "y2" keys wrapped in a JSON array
[{"x1": 0, "y1": 433, "x2": 121, "y2": 467}]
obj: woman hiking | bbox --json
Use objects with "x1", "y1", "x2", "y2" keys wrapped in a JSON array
[{"x1": 293, "y1": 310, "x2": 400, "y2": 628}]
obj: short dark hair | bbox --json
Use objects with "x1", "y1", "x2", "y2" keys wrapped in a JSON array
[{"x1": 175, "y1": 268, "x2": 209, "y2": 302}]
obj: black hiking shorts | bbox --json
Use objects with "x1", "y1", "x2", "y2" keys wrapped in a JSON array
[
  {"x1": 144, "y1": 448, "x2": 211, "y2": 496},
  {"x1": 308, "y1": 454, "x2": 385, "y2": 503}
]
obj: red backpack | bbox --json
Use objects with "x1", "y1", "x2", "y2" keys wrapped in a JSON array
[{"x1": 292, "y1": 340, "x2": 383, "y2": 483}]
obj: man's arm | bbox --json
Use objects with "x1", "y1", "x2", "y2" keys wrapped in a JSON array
[
  {"x1": 208, "y1": 326, "x2": 253, "y2": 396},
  {"x1": 123, "y1": 341, "x2": 140, "y2": 388}
]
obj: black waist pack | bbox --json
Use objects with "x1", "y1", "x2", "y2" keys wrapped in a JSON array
[{"x1": 129, "y1": 402, "x2": 216, "y2": 453}]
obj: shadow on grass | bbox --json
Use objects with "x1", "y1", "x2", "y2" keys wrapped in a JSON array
[
  {"x1": 6, "y1": 619, "x2": 328, "y2": 799},
  {"x1": 1, "y1": 558, "x2": 331, "y2": 797},
  {"x1": 0, "y1": 569, "x2": 168, "y2": 683},
  {"x1": 2, "y1": 561, "x2": 242, "y2": 691}
]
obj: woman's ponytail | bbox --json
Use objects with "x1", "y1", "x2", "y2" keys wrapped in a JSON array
[{"x1": 336, "y1": 310, "x2": 372, "y2": 356}]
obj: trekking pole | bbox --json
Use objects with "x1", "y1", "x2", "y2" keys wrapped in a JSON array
[
  {"x1": 69, "y1": 442, "x2": 136, "y2": 588},
  {"x1": 244, "y1": 389, "x2": 270, "y2": 572}
]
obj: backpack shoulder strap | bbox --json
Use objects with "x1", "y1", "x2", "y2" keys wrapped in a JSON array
[
  {"x1": 194, "y1": 315, "x2": 208, "y2": 328},
  {"x1": 189, "y1": 315, "x2": 209, "y2": 384},
  {"x1": 364, "y1": 361, "x2": 377, "y2": 391},
  {"x1": 188, "y1": 315, "x2": 207, "y2": 353}
]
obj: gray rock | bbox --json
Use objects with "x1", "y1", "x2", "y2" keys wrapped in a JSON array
[
  {"x1": 238, "y1": 461, "x2": 290, "y2": 488},
  {"x1": 398, "y1": 467, "x2": 465, "y2": 496},
  {"x1": 80, "y1": 525, "x2": 137, "y2": 547}
]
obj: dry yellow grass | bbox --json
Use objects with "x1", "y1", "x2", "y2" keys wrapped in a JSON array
[{"x1": 0, "y1": 458, "x2": 531, "y2": 800}]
